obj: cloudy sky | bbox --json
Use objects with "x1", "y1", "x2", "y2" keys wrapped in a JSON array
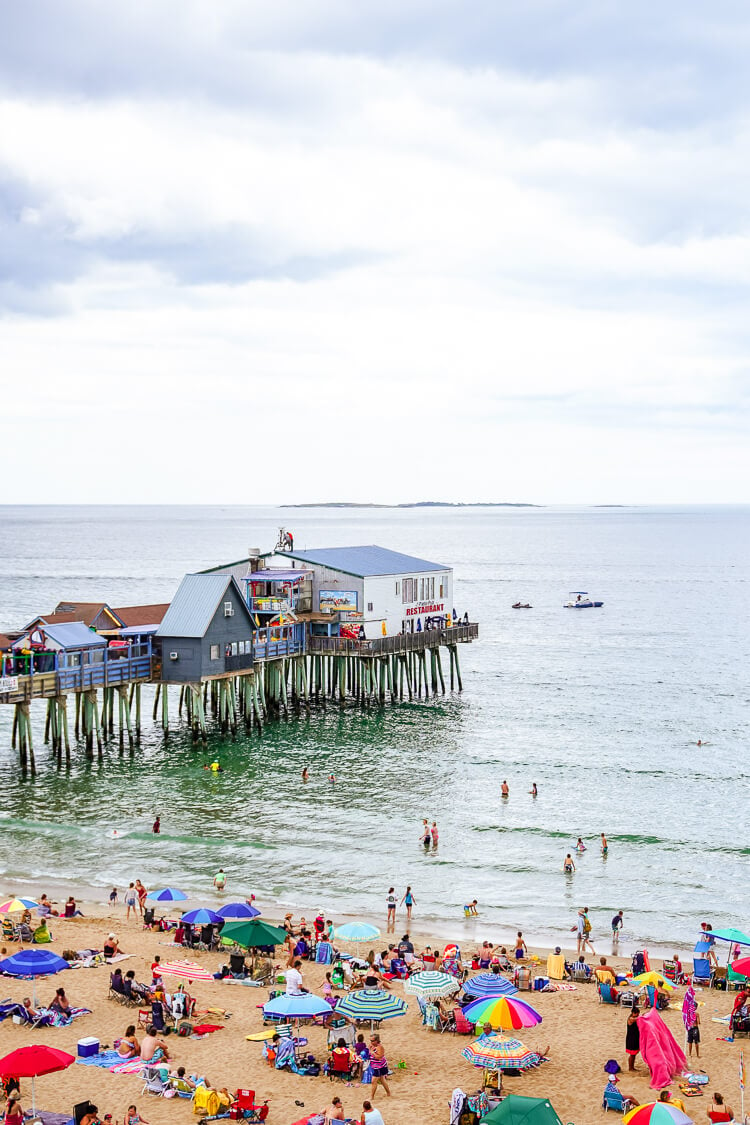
[{"x1": 2, "y1": 1, "x2": 749, "y2": 504}]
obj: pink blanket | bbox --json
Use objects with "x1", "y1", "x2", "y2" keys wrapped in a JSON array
[{"x1": 638, "y1": 1006, "x2": 686, "y2": 1089}]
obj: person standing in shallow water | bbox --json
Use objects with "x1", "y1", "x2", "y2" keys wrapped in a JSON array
[
  {"x1": 431, "y1": 821, "x2": 439, "y2": 849},
  {"x1": 501, "y1": 780, "x2": 509, "y2": 798},
  {"x1": 400, "y1": 885, "x2": 415, "y2": 924}
]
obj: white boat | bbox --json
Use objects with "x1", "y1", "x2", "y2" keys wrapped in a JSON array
[{"x1": 564, "y1": 591, "x2": 603, "y2": 609}]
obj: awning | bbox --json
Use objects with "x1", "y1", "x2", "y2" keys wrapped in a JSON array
[{"x1": 244, "y1": 570, "x2": 310, "y2": 583}]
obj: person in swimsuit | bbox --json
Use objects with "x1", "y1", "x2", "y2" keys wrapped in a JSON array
[
  {"x1": 385, "y1": 889, "x2": 397, "y2": 934},
  {"x1": 124, "y1": 883, "x2": 138, "y2": 921},
  {"x1": 501, "y1": 780, "x2": 509, "y2": 798},
  {"x1": 601, "y1": 832, "x2": 608, "y2": 855},
  {"x1": 514, "y1": 932, "x2": 528, "y2": 960},
  {"x1": 400, "y1": 886, "x2": 415, "y2": 924},
  {"x1": 419, "y1": 819, "x2": 431, "y2": 848},
  {"x1": 563, "y1": 854, "x2": 576, "y2": 873},
  {"x1": 626, "y1": 1006, "x2": 640, "y2": 1070},
  {"x1": 431, "y1": 821, "x2": 439, "y2": 848},
  {"x1": 368, "y1": 1034, "x2": 391, "y2": 1099},
  {"x1": 117, "y1": 1025, "x2": 140, "y2": 1059},
  {"x1": 529, "y1": 782, "x2": 538, "y2": 797},
  {"x1": 575, "y1": 837, "x2": 586, "y2": 853},
  {"x1": 135, "y1": 880, "x2": 147, "y2": 914},
  {"x1": 302, "y1": 767, "x2": 309, "y2": 781}
]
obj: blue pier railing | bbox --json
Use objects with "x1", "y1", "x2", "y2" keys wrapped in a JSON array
[
  {"x1": 252, "y1": 623, "x2": 305, "y2": 660},
  {"x1": 56, "y1": 641, "x2": 153, "y2": 692}
]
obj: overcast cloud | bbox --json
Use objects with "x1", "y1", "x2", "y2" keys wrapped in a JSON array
[{"x1": 1, "y1": 1, "x2": 749, "y2": 503}]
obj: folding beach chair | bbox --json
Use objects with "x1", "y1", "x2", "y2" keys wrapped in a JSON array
[
  {"x1": 597, "y1": 983, "x2": 618, "y2": 1005},
  {"x1": 602, "y1": 1086, "x2": 626, "y2": 1112},
  {"x1": 141, "y1": 1064, "x2": 169, "y2": 1096},
  {"x1": 692, "y1": 958, "x2": 713, "y2": 987}
]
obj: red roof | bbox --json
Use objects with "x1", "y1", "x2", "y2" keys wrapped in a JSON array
[{"x1": 113, "y1": 603, "x2": 170, "y2": 627}]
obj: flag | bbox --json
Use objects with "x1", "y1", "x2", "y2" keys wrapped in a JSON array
[{"x1": 740, "y1": 1048, "x2": 745, "y2": 1091}]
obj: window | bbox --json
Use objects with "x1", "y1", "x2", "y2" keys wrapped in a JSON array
[
  {"x1": 231, "y1": 641, "x2": 238, "y2": 656},
  {"x1": 367, "y1": 602, "x2": 373, "y2": 612},
  {"x1": 439, "y1": 580, "x2": 445, "y2": 598},
  {"x1": 209, "y1": 644, "x2": 220, "y2": 660},
  {"x1": 395, "y1": 581, "x2": 400, "y2": 596},
  {"x1": 420, "y1": 578, "x2": 424, "y2": 601}
]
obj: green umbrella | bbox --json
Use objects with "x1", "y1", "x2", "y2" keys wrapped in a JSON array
[
  {"x1": 480, "y1": 1094, "x2": 567, "y2": 1125},
  {"x1": 220, "y1": 917, "x2": 288, "y2": 948}
]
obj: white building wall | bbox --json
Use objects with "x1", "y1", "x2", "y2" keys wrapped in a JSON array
[{"x1": 363, "y1": 570, "x2": 452, "y2": 637}]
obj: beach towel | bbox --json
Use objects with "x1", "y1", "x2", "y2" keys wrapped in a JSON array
[
  {"x1": 75, "y1": 1050, "x2": 124, "y2": 1069},
  {"x1": 191, "y1": 1024, "x2": 224, "y2": 1035},
  {"x1": 639, "y1": 1006, "x2": 687, "y2": 1089},
  {"x1": 109, "y1": 1057, "x2": 147, "y2": 1075},
  {"x1": 682, "y1": 986, "x2": 697, "y2": 1031},
  {"x1": 449, "y1": 1088, "x2": 466, "y2": 1125},
  {"x1": 546, "y1": 953, "x2": 566, "y2": 980}
]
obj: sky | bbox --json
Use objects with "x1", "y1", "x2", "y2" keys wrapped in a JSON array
[{"x1": 2, "y1": 1, "x2": 750, "y2": 504}]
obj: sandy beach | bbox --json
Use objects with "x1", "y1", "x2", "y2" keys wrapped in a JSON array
[{"x1": 0, "y1": 891, "x2": 744, "y2": 1125}]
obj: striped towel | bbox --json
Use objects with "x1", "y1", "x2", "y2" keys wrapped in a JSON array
[{"x1": 109, "y1": 1057, "x2": 145, "y2": 1075}]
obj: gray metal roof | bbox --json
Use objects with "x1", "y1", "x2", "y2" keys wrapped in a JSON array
[
  {"x1": 156, "y1": 574, "x2": 250, "y2": 638},
  {"x1": 15, "y1": 621, "x2": 106, "y2": 650},
  {"x1": 284, "y1": 545, "x2": 450, "y2": 578}
]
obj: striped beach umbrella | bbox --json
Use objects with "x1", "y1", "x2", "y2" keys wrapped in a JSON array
[
  {"x1": 622, "y1": 1103, "x2": 693, "y2": 1124},
  {"x1": 146, "y1": 887, "x2": 188, "y2": 902},
  {"x1": 0, "y1": 898, "x2": 38, "y2": 913},
  {"x1": 462, "y1": 994, "x2": 542, "y2": 1031},
  {"x1": 462, "y1": 1033, "x2": 540, "y2": 1071},
  {"x1": 335, "y1": 922, "x2": 381, "y2": 943},
  {"x1": 158, "y1": 959, "x2": 215, "y2": 982},
  {"x1": 336, "y1": 988, "x2": 407, "y2": 1022},
  {"x1": 404, "y1": 971, "x2": 461, "y2": 999},
  {"x1": 463, "y1": 973, "x2": 518, "y2": 999},
  {"x1": 631, "y1": 972, "x2": 677, "y2": 991},
  {"x1": 180, "y1": 908, "x2": 223, "y2": 926}
]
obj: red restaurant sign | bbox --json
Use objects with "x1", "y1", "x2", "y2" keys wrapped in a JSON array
[{"x1": 405, "y1": 602, "x2": 444, "y2": 617}]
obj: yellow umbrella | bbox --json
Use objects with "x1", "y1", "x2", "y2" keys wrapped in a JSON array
[{"x1": 630, "y1": 972, "x2": 677, "y2": 990}]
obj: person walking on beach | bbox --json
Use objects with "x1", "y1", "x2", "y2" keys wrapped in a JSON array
[
  {"x1": 135, "y1": 879, "x2": 147, "y2": 915},
  {"x1": 626, "y1": 1005, "x2": 641, "y2": 1070},
  {"x1": 581, "y1": 907, "x2": 595, "y2": 954},
  {"x1": 386, "y1": 888, "x2": 397, "y2": 933},
  {"x1": 368, "y1": 1034, "x2": 391, "y2": 1100},
  {"x1": 400, "y1": 886, "x2": 415, "y2": 924},
  {"x1": 124, "y1": 883, "x2": 138, "y2": 921},
  {"x1": 686, "y1": 1008, "x2": 701, "y2": 1057},
  {"x1": 612, "y1": 910, "x2": 624, "y2": 948}
]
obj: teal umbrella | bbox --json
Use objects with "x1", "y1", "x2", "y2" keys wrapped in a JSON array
[
  {"x1": 335, "y1": 922, "x2": 380, "y2": 942},
  {"x1": 336, "y1": 987, "x2": 407, "y2": 1024},
  {"x1": 710, "y1": 927, "x2": 750, "y2": 965},
  {"x1": 480, "y1": 1094, "x2": 565, "y2": 1124},
  {"x1": 220, "y1": 918, "x2": 288, "y2": 948}
]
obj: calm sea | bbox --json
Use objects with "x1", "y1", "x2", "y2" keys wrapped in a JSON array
[{"x1": 0, "y1": 504, "x2": 748, "y2": 953}]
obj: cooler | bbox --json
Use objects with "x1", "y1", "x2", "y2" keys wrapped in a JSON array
[
  {"x1": 533, "y1": 976, "x2": 549, "y2": 991},
  {"x1": 77, "y1": 1037, "x2": 100, "y2": 1058}
]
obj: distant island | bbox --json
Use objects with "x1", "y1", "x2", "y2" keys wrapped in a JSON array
[{"x1": 282, "y1": 501, "x2": 542, "y2": 508}]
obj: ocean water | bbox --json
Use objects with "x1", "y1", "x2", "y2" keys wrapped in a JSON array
[{"x1": 0, "y1": 503, "x2": 748, "y2": 953}]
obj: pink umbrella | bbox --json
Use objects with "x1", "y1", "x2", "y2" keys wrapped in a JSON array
[{"x1": 158, "y1": 959, "x2": 214, "y2": 982}]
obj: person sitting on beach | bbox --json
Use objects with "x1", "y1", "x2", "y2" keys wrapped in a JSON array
[
  {"x1": 707, "y1": 1091, "x2": 734, "y2": 1121},
  {"x1": 285, "y1": 959, "x2": 307, "y2": 996},
  {"x1": 594, "y1": 957, "x2": 618, "y2": 986},
  {"x1": 126, "y1": 1104, "x2": 148, "y2": 1125},
  {"x1": 33, "y1": 918, "x2": 51, "y2": 944},
  {"x1": 110, "y1": 968, "x2": 127, "y2": 996},
  {"x1": 38, "y1": 895, "x2": 56, "y2": 917},
  {"x1": 64, "y1": 895, "x2": 84, "y2": 917},
  {"x1": 657, "y1": 1089, "x2": 686, "y2": 1113},
  {"x1": 329, "y1": 1038, "x2": 356, "y2": 1076},
  {"x1": 477, "y1": 942, "x2": 494, "y2": 969},
  {"x1": 117, "y1": 1025, "x2": 140, "y2": 1059},
  {"x1": 169, "y1": 1067, "x2": 195, "y2": 1091},
  {"x1": 398, "y1": 934, "x2": 415, "y2": 965},
  {"x1": 3, "y1": 1091, "x2": 25, "y2": 1125},
  {"x1": 49, "y1": 987, "x2": 70, "y2": 1014},
  {"x1": 360, "y1": 1100, "x2": 385, "y2": 1125},
  {"x1": 604, "y1": 1079, "x2": 637, "y2": 1112},
  {"x1": 569, "y1": 956, "x2": 591, "y2": 979},
  {"x1": 103, "y1": 933, "x2": 121, "y2": 959},
  {"x1": 323, "y1": 1096, "x2": 345, "y2": 1123},
  {"x1": 124, "y1": 970, "x2": 150, "y2": 1003},
  {"x1": 140, "y1": 1024, "x2": 171, "y2": 1063},
  {"x1": 493, "y1": 947, "x2": 512, "y2": 971}
]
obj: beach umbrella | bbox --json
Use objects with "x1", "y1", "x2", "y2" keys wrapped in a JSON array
[
  {"x1": 631, "y1": 973, "x2": 677, "y2": 990},
  {"x1": 731, "y1": 956, "x2": 750, "y2": 976},
  {"x1": 262, "y1": 993, "x2": 331, "y2": 1020},
  {"x1": 622, "y1": 1103, "x2": 693, "y2": 1124},
  {"x1": 404, "y1": 971, "x2": 460, "y2": 1000},
  {"x1": 217, "y1": 902, "x2": 261, "y2": 920},
  {"x1": 709, "y1": 927, "x2": 750, "y2": 946},
  {"x1": 0, "y1": 899, "x2": 38, "y2": 914},
  {"x1": 336, "y1": 987, "x2": 407, "y2": 1024},
  {"x1": 334, "y1": 922, "x2": 381, "y2": 943},
  {"x1": 220, "y1": 918, "x2": 288, "y2": 948},
  {"x1": 0, "y1": 1045, "x2": 75, "y2": 1113},
  {"x1": 146, "y1": 887, "x2": 188, "y2": 902},
  {"x1": 479, "y1": 1093, "x2": 565, "y2": 1124},
  {"x1": 0, "y1": 949, "x2": 69, "y2": 1005},
  {"x1": 462, "y1": 1033, "x2": 541, "y2": 1072},
  {"x1": 158, "y1": 959, "x2": 215, "y2": 982},
  {"x1": 463, "y1": 973, "x2": 518, "y2": 998},
  {"x1": 462, "y1": 995, "x2": 542, "y2": 1031},
  {"x1": 180, "y1": 908, "x2": 223, "y2": 926}
]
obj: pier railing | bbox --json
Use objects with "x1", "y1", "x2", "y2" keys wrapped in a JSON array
[
  {"x1": 252, "y1": 623, "x2": 305, "y2": 661},
  {"x1": 0, "y1": 641, "x2": 153, "y2": 702},
  {"x1": 308, "y1": 622, "x2": 478, "y2": 657}
]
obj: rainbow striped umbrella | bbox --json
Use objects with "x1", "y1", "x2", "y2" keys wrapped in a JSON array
[
  {"x1": 404, "y1": 971, "x2": 461, "y2": 999},
  {"x1": 463, "y1": 973, "x2": 518, "y2": 998},
  {"x1": 462, "y1": 1033, "x2": 540, "y2": 1071},
  {"x1": 622, "y1": 1103, "x2": 693, "y2": 1124},
  {"x1": 336, "y1": 988, "x2": 407, "y2": 1022},
  {"x1": 0, "y1": 898, "x2": 38, "y2": 914},
  {"x1": 462, "y1": 994, "x2": 542, "y2": 1030},
  {"x1": 158, "y1": 959, "x2": 214, "y2": 982}
]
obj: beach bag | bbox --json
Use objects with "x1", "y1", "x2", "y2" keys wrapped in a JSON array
[
  {"x1": 177, "y1": 1022, "x2": 193, "y2": 1037},
  {"x1": 583, "y1": 915, "x2": 592, "y2": 933}
]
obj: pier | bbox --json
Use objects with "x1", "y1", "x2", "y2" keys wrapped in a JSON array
[{"x1": 0, "y1": 539, "x2": 479, "y2": 772}]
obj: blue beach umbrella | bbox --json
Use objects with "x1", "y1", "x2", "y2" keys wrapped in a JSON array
[
  {"x1": 334, "y1": 922, "x2": 381, "y2": 943},
  {"x1": 336, "y1": 987, "x2": 407, "y2": 1024},
  {"x1": 146, "y1": 887, "x2": 188, "y2": 902},
  {"x1": 263, "y1": 993, "x2": 331, "y2": 1020},
  {"x1": 181, "y1": 908, "x2": 223, "y2": 926},
  {"x1": 463, "y1": 973, "x2": 518, "y2": 999},
  {"x1": 0, "y1": 948, "x2": 69, "y2": 1005},
  {"x1": 217, "y1": 902, "x2": 261, "y2": 920}
]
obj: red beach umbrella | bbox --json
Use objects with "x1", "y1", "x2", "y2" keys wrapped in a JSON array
[
  {"x1": 731, "y1": 956, "x2": 750, "y2": 977},
  {"x1": 0, "y1": 1045, "x2": 75, "y2": 1112}
]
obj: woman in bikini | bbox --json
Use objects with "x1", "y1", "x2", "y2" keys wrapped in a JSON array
[{"x1": 117, "y1": 1025, "x2": 140, "y2": 1059}]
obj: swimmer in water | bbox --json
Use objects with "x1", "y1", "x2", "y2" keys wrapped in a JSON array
[
  {"x1": 501, "y1": 780, "x2": 509, "y2": 798},
  {"x1": 328, "y1": 774, "x2": 335, "y2": 783},
  {"x1": 601, "y1": 832, "x2": 608, "y2": 855},
  {"x1": 575, "y1": 837, "x2": 587, "y2": 853},
  {"x1": 563, "y1": 853, "x2": 576, "y2": 873},
  {"x1": 529, "y1": 782, "x2": 538, "y2": 797},
  {"x1": 302, "y1": 767, "x2": 309, "y2": 781}
]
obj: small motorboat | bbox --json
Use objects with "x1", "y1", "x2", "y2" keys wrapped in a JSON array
[
  {"x1": 564, "y1": 591, "x2": 603, "y2": 608},
  {"x1": 512, "y1": 602, "x2": 532, "y2": 609}
]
